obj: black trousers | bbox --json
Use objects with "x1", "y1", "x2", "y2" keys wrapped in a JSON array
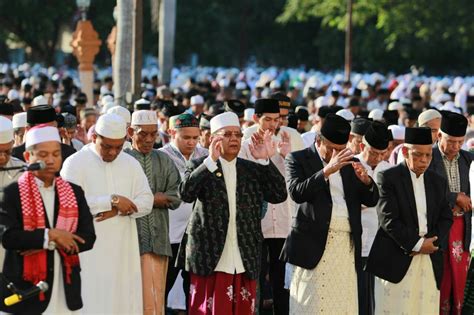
[
  {"x1": 358, "y1": 257, "x2": 375, "y2": 315},
  {"x1": 260, "y1": 238, "x2": 289, "y2": 315},
  {"x1": 165, "y1": 243, "x2": 190, "y2": 310}
]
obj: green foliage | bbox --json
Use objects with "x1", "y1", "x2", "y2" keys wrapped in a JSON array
[{"x1": 1, "y1": 0, "x2": 474, "y2": 73}]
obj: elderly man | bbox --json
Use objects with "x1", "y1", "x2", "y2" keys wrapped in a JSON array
[
  {"x1": 0, "y1": 125, "x2": 96, "y2": 314},
  {"x1": 160, "y1": 113, "x2": 208, "y2": 310},
  {"x1": 282, "y1": 114, "x2": 379, "y2": 314},
  {"x1": 366, "y1": 127, "x2": 453, "y2": 314},
  {"x1": 239, "y1": 98, "x2": 292, "y2": 315},
  {"x1": 198, "y1": 114, "x2": 212, "y2": 149},
  {"x1": 125, "y1": 110, "x2": 182, "y2": 315},
  {"x1": 419, "y1": 109, "x2": 443, "y2": 144},
  {"x1": 428, "y1": 111, "x2": 473, "y2": 314},
  {"x1": 178, "y1": 112, "x2": 287, "y2": 314},
  {"x1": 355, "y1": 121, "x2": 392, "y2": 315},
  {"x1": 188, "y1": 95, "x2": 205, "y2": 118},
  {"x1": 61, "y1": 113, "x2": 154, "y2": 314}
]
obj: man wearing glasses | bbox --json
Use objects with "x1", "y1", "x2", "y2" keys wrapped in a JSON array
[{"x1": 178, "y1": 112, "x2": 287, "y2": 315}]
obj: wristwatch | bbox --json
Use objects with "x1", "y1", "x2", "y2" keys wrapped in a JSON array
[
  {"x1": 111, "y1": 194, "x2": 120, "y2": 208},
  {"x1": 48, "y1": 241, "x2": 56, "y2": 251}
]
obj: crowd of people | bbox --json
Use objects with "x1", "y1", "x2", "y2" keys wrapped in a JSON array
[{"x1": 0, "y1": 63, "x2": 473, "y2": 315}]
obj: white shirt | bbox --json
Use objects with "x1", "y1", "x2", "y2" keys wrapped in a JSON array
[
  {"x1": 356, "y1": 154, "x2": 391, "y2": 256},
  {"x1": 60, "y1": 143, "x2": 153, "y2": 314},
  {"x1": 410, "y1": 170, "x2": 428, "y2": 252},
  {"x1": 302, "y1": 131, "x2": 317, "y2": 148},
  {"x1": 35, "y1": 178, "x2": 76, "y2": 315},
  {"x1": 204, "y1": 156, "x2": 246, "y2": 274}
]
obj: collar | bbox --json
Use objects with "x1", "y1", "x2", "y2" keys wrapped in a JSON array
[
  {"x1": 219, "y1": 157, "x2": 237, "y2": 167},
  {"x1": 314, "y1": 143, "x2": 327, "y2": 167},
  {"x1": 409, "y1": 168, "x2": 424, "y2": 181},
  {"x1": 34, "y1": 176, "x2": 55, "y2": 190},
  {"x1": 170, "y1": 142, "x2": 195, "y2": 161},
  {"x1": 440, "y1": 150, "x2": 460, "y2": 162}
]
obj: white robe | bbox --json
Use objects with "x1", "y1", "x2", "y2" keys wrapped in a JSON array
[{"x1": 60, "y1": 143, "x2": 153, "y2": 315}]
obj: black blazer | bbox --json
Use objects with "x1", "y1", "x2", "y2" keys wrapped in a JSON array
[
  {"x1": 365, "y1": 162, "x2": 453, "y2": 288},
  {"x1": 280, "y1": 145, "x2": 379, "y2": 271},
  {"x1": 0, "y1": 181, "x2": 96, "y2": 314},
  {"x1": 428, "y1": 145, "x2": 473, "y2": 251},
  {"x1": 177, "y1": 156, "x2": 287, "y2": 280}
]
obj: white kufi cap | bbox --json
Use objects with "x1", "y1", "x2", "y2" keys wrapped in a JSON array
[
  {"x1": 210, "y1": 112, "x2": 240, "y2": 134},
  {"x1": 244, "y1": 108, "x2": 255, "y2": 122},
  {"x1": 336, "y1": 109, "x2": 355, "y2": 122},
  {"x1": 25, "y1": 126, "x2": 60, "y2": 147},
  {"x1": 190, "y1": 95, "x2": 204, "y2": 105},
  {"x1": 387, "y1": 125, "x2": 405, "y2": 141},
  {"x1": 12, "y1": 112, "x2": 27, "y2": 129},
  {"x1": 32, "y1": 95, "x2": 48, "y2": 107},
  {"x1": 369, "y1": 109, "x2": 384, "y2": 122},
  {"x1": 107, "y1": 106, "x2": 131, "y2": 124},
  {"x1": 131, "y1": 110, "x2": 158, "y2": 126},
  {"x1": 0, "y1": 116, "x2": 13, "y2": 144},
  {"x1": 418, "y1": 109, "x2": 442, "y2": 126},
  {"x1": 95, "y1": 113, "x2": 127, "y2": 139}
]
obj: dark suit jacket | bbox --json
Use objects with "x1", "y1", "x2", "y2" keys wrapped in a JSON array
[
  {"x1": 428, "y1": 145, "x2": 473, "y2": 251},
  {"x1": 177, "y1": 156, "x2": 287, "y2": 280},
  {"x1": 12, "y1": 143, "x2": 76, "y2": 165},
  {"x1": 280, "y1": 145, "x2": 379, "y2": 271},
  {"x1": 365, "y1": 162, "x2": 453, "y2": 288},
  {"x1": 0, "y1": 181, "x2": 96, "y2": 314}
]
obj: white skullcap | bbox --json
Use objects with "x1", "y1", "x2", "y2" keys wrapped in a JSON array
[
  {"x1": 236, "y1": 81, "x2": 247, "y2": 90},
  {"x1": 336, "y1": 109, "x2": 355, "y2": 122},
  {"x1": 190, "y1": 95, "x2": 204, "y2": 106},
  {"x1": 25, "y1": 126, "x2": 60, "y2": 147},
  {"x1": 369, "y1": 109, "x2": 384, "y2": 121},
  {"x1": 95, "y1": 113, "x2": 126, "y2": 139},
  {"x1": 131, "y1": 110, "x2": 158, "y2": 126},
  {"x1": 388, "y1": 125, "x2": 405, "y2": 141},
  {"x1": 32, "y1": 95, "x2": 48, "y2": 107},
  {"x1": 244, "y1": 108, "x2": 255, "y2": 122},
  {"x1": 107, "y1": 106, "x2": 131, "y2": 124},
  {"x1": 0, "y1": 116, "x2": 13, "y2": 144},
  {"x1": 12, "y1": 112, "x2": 27, "y2": 129},
  {"x1": 210, "y1": 112, "x2": 240, "y2": 134},
  {"x1": 101, "y1": 101, "x2": 117, "y2": 114},
  {"x1": 134, "y1": 98, "x2": 150, "y2": 106},
  {"x1": 439, "y1": 102, "x2": 461, "y2": 114},
  {"x1": 418, "y1": 109, "x2": 442, "y2": 126},
  {"x1": 388, "y1": 101, "x2": 403, "y2": 111},
  {"x1": 7, "y1": 89, "x2": 19, "y2": 100},
  {"x1": 100, "y1": 95, "x2": 114, "y2": 106},
  {"x1": 315, "y1": 96, "x2": 328, "y2": 109}
]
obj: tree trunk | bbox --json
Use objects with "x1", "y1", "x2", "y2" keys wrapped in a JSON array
[
  {"x1": 114, "y1": 0, "x2": 134, "y2": 106},
  {"x1": 158, "y1": 0, "x2": 176, "y2": 84}
]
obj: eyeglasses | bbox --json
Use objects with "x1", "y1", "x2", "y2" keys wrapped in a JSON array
[{"x1": 216, "y1": 131, "x2": 244, "y2": 139}]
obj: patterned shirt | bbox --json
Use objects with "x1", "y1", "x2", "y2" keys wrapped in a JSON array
[{"x1": 441, "y1": 152, "x2": 461, "y2": 193}]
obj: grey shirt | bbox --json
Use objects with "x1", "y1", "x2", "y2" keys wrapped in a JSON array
[{"x1": 125, "y1": 148, "x2": 181, "y2": 257}]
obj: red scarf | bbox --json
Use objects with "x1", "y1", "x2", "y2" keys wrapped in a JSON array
[{"x1": 18, "y1": 171, "x2": 80, "y2": 300}]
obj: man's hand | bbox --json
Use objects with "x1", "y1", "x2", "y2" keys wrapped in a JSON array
[
  {"x1": 419, "y1": 236, "x2": 439, "y2": 254},
  {"x1": 352, "y1": 162, "x2": 372, "y2": 186},
  {"x1": 154, "y1": 192, "x2": 172, "y2": 208},
  {"x1": 322, "y1": 148, "x2": 354, "y2": 178},
  {"x1": 48, "y1": 228, "x2": 85, "y2": 254},
  {"x1": 209, "y1": 136, "x2": 223, "y2": 162},
  {"x1": 456, "y1": 192, "x2": 472, "y2": 212},
  {"x1": 277, "y1": 131, "x2": 291, "y2": 158},
  {"x1": 115, "y1": 195, "x2": 138, "y2": 216},
  {"x1": 249, "y1": 130, "x2": 276, "y2": 160},
  {"x1": 76, "y1": 125, "x2": 87, "y2": 144},
  {"x1": 96, "y1": 208, "x2": 118, "y2": 222}
]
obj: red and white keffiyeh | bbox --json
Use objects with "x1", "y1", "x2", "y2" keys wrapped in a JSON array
[{"x1": 18, "y1": 171, "x2": 80, "y2": 299}]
